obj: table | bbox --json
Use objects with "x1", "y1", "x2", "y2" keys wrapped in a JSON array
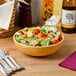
[{"x1": 0, "y1": 33, "x2": 76, "y2": 76}]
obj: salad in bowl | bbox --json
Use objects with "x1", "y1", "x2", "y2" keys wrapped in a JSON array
[
  {"x1": 13, "y1": 25, "x2": 64, "y2": 56},
  {"x1": 14, "y1": 25, "x2": 62, "y2": 47}
]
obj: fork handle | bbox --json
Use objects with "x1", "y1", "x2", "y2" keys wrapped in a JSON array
[
  {"x1": 8, "y1": 56, "x2": 24, "y2": 70},
  {"x1": 0, "y1": 60, "x2": 12, "y2": 74},
  {"x1": 0, "y1": 64, "x2": 9, "y2": 76},
  {"x1": 1, "y1": 59, "x2": 13, "y2": 73},
  {"x1": 4, "y1": 57, "x2": 17, "y2": 71}
]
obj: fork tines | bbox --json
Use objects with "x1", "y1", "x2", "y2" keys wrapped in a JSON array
[{"x1": 0, "y1": 48, "x2": 24, "y2": 76}]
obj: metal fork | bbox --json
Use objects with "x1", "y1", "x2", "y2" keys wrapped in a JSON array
[
  {"x1": 0, "y1": 48, "x2": 24, "y2": 76},
  {"x1": 0, "y1": 50, "x2": 12, "y2": 76},
  {"x1": 0, "y1": 49, "x2": 24, "y2": 70},
  {"x1": 0, "y1": 64, "x2": 9, "y2": 76},
  {"x1": 0, "y1": 58, "x2": 12, "y2": 74}
]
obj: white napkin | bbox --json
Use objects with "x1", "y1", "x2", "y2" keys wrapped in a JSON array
[
  {"x1": 45, "y1": 15, "x2": 61, "y2": 26},
  {"x1": 0, "y1": 0, "x2": 15, "y2": 30}
]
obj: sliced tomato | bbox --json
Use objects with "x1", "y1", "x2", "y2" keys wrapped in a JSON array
[
  {"x1": 52, "y1": 40, "x2": 60, "y2": 44},
  {"x1": 40, "y1": 33, "x2": 47, "y2": 38},
  {"x1": 35, "y1": 44, "x2": 40, "y2": 46},
  {"x1": 24, "y1": 36, "x2": 28, "y2": 39},
  {"x1": 48, "y1": 30, "x2": 53, "y2": 33},
  {"x1": 34, "y1": 29, "x2": 40, "y2": 34},
  {"x1": 19, "y1": 31, "x2": 24, "y2": 34},
  {"x1": 59, "y1": 35, "x2": 62, "y2": 41}
]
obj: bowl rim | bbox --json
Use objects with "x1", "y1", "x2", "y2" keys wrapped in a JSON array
[{"x1": 13, "y1": 29, "x2": 64, "y2": 48}]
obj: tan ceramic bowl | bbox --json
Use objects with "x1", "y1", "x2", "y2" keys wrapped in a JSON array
[{"x1": 13, "y1": 30, "x2": 64, "y2": 56}]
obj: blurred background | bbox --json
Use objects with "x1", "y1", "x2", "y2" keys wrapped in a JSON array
[{"x1": 16, "y1": 0, "x2": 63, "y2": 25}]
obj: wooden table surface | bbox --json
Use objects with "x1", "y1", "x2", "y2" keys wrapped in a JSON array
[{"x1": 0, "y1": 33, "x2": 76, "y2": 76}]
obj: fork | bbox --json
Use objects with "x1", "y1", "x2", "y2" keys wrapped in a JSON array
[
  {"x1": 0, "y1": 64, "x2": 9, "y2": 76},
  {"x1": 0, "y1": 48, "x2": 24, "y2": 76},
  {"x1": 0, "y1": 49, "x2": 24, "y2": 70}
]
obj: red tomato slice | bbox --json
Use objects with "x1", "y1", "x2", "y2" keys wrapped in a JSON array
[
  {"x1": 59, "y1": 35, "x2": 62, "y2": 41},
  {"x1": 24, "y1": 36, "x2": 28, "y2": 39},
  {"x1": 19, "y1": 31, "x2": 24, "y2": 34},
  {"x1": 35, "y1": 45, "x2": 40, "y2": 46},
  {"x1": 52, "y1": 40, "x2": 60, "y2": 44},
  {"x1": 40, "y1": 33, "x2": 47, "y2": 37},
  {"x1": 34, "y1": 29, "x2": 40, "y2": 34},
  {"x1": 48, "y1": 30, "x2": 53, "y2": 33}
]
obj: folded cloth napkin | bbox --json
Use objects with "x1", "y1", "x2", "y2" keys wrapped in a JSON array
[
  {"x1": 59, "y1": 52, "x2": 76, "y2": 71},
  {"x1": 0, "y1": 0, "x2": 15, "y2": 30}
]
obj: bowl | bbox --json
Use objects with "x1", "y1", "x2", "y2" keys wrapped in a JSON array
[{"x1": 13, "y1": 29, "x2": 64, "y2": 56}]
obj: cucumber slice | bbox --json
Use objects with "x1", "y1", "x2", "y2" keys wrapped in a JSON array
[
  {"x1": 41, "y1": 25, "x2": 49, "y2": 31},
  {"x1": 48, "y1": 26, "x2": 58, "y2": 33},
  {"x1": 41, "y1": 25, "x2": 58, "y2": 33}
]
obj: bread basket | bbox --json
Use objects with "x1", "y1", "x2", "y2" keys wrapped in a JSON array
[{"x1": 0, "y1": 0, "x2": 18, "y2": 38}]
